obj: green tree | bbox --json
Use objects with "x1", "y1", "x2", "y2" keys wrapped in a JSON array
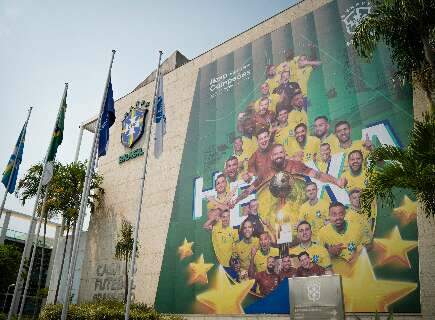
[
  {"x1": 0, "y1": 244, "x2": 21, "y2": 295},
  {"x1": 352, "y1": 0, "x2": 435, "y2": 110},
  {"x1": 49, "y1": 161, "x2": 104, "y2": 303},
  {"x1": 360, "y1": 112, "x2": 435, "y2": 217},
  {"x1": 14, "y1": 161, "x2": 104, "y2": 308},
  {"x1": 114, "y1": 219, "x2": 138, "y2": 303}
]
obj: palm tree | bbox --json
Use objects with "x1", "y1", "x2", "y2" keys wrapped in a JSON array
[
  {"x1": 50, "y1": 161, "x2": 104, "y2": 303},
  {"x1": 352, "y1": 0, "x2": 435, "y2": 110},
  {"x1": 360, "y1": 112, "x2": 435, "y2": 217},
  {"x1": 114, "y1": 219, "x2": 138, "y2": 303},
  {"x1": 15, "y1": 161, "x2": 104, "y2": 307}
]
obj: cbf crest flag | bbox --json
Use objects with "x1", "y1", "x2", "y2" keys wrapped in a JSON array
[
  {"x1": 154, "y1": 73, "x2": 166, "y2": 158},
  {"x1": 121, "y1": 101, "x2": 148, "y2": 148},
  {"x1": 98, "y1": 75, "x2": 116, "y2": 157},
  {"x1": 2, "y1": 123, "x2": 27, "y2": 193}
]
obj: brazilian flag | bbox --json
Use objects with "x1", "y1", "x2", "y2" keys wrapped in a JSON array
[
  {"x1": 2, "y1": 124, "x2": 27, "y2": 194},
  {"x1": 47, "y1": 91, "x2": 67, "y2": 162}
]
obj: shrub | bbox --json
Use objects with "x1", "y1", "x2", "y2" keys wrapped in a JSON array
[{"x1": 39, "y1": 300, "x2": 184, "y2": 320}]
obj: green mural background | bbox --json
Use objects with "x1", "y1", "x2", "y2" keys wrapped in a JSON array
[{"x1": 155, "y1": 0, "x2": 419, "y2": 314}]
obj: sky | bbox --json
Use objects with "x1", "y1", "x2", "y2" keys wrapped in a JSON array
[{"x1": 0, "y1": 0, "x2": 299, "y2": 232}]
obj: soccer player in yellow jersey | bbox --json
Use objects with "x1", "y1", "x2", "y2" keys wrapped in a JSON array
[
  {"x1": 224, "y1": 156, "x2": 242, "y2": 184},
  {"x1": 233, "y1": 137, "x2": 250, "y2": 176},
  {"x1": 287, "y1": 90, "x2": 308, "y2": 131},
  {"x1": 233, "y1": 219, "x2": 259, "y2": 270},
  {"x1": 237, "y1": 117, "x2": 257, "y2": 158},
  {"x1": 313, "y1": 116, "x2": 340, "y2": 154},
  {"x1": 289, "y1": 221, "x2": 332, "y2": 270},
  {"x1": 346, "y1": 189, "x2": 372, "y2": 245},
  {"x1": 204, "y1": 174, "x2": 235, "y2": 231},
  {"x1": 298, "y1": 182, "x2": 330, "y2": 241},
  {"x1": 272, "y1": 104, "x2": 293, "y2": 147},
  {"x1": 286, "y1": 123, "x2": 320, "y2": 163},
  {"x1": 316, "y1": 143, "x2": 332, "y2": 173},
  {"x1": 319, "y1": 202, "x2": 365, "y2": 262},
  {"x1": 265, "y1": 65, "x2": 280, "y2": 93},
  {"x1": 341, "y1": 150, "x2": 367, "y2": 191},
  {"x1": 289, "y1": 55, "x2": 322, "y2": 96},
  {"x1": 212, "y1": 210, "x2": 239, "y2": 267},
  {"x1": 254, "y1": 82, "x2": 281, "y2": 113},
  {"x1": 248, "y1": 232, "x2": 279, "y2": 277},
  {"x1": 334, "y1": 120, "x2": 372, "y2": 169}
]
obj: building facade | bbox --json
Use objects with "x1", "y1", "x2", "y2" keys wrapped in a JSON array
[{"x1": 77, "y1": 0, "x2": 435, "y2": 318}]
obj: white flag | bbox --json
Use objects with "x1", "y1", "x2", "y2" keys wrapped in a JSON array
[{"x1": 154, "y1": 73, "x2": 166, "y2": 158}]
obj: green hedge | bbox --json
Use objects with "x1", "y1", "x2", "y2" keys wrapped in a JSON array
[{"x1": 39, "y1": 300, "x2": 184, "y2": 320}]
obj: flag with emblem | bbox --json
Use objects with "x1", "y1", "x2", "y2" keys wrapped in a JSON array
[
  {"x1": 2, "y1": 122, "x2": 28, "y2": 194},
  {"x1": 98, "y1": 75, "x2": 116, "y2": 157},
  {"x1": 154, "y1": 73, "x2": 166, "y2": 158}
]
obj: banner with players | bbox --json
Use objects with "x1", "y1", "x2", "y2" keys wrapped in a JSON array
[{"x1": 155, "y1": 0, "x2": 420, "y2": 314}]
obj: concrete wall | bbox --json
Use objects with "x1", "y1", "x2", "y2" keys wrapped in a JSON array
[{"x1": 77, "y1": 0, "x2": 435, "y2": 318}]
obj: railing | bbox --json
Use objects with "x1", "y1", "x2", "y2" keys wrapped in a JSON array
[{"x1": 0, "y1": 227, "x2": 55, "y2": 248}]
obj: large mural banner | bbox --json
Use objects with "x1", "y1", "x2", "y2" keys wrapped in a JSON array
[{"x1": 155, "y1": 0, "x2": 420, "y2": 314}]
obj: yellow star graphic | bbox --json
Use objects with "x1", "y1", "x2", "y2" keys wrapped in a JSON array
[
  {"x1": 196, "y1": 266, "x2": 255, "y2": 314},
  {"x1": 393, "y1": 195, "x2": 417, "y2": 225},
  {"x1": 342, "y1": 249, "x2": 417, "y2": 312},
  {"x1": 374, "y1": 226, "x2": 417, "y2": 268},
  {"x1": 178, "y1": 238, "x2": 194, "y2": 260},
  {"x1": 187, "y1": 254, "x2": 214, "y2": 285}
]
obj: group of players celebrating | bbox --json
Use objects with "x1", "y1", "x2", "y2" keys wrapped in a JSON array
[{"x1": 204, "y1": 50, "x2": 375, "y2": 297}]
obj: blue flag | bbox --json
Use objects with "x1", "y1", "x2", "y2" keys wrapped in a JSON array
[
  {"x1": 154, "y1": 73, "x2": 166, "y2": 158},
  {"x1": 2, "y1": 124, "x2": 27, "y2": 194},
  {"x1": 98, "y1": 75, "x2": 116, "y2": 157}
]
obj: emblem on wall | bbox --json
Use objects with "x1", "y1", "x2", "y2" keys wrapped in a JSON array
[{"x1": 121, "y1": 100, "x2": 149, "y2": 148}]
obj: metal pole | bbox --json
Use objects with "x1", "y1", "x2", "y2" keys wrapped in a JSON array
[
  {"x1": 0, "y1": 107, "x2": 32, "y2": 220},
  {"x1": 8, "y1": 84, "x2": 68, "y2": 320},
  {"x1": 74, "y1": 126, "x2": 84, "y2": 162},
  {"x1": 61, "y1": 50, "x2": 116, "y2": 320},
  {"x1": 124, "y1": 50, "x2": 163, "y2": 320},
  {"x1": 17, "y1": 191, "x2": 48, "y2": 320}
]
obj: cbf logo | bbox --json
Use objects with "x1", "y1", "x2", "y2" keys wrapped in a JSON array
[
  {"x1": 306, "y1": 279, "x2": 321, "y2": 302},
  {"x1": 341, "y1": 1, "x2": 371, "y2": 46},
  {"x1": 121, "y1": 100, "x2": 149, "y2": 148}
]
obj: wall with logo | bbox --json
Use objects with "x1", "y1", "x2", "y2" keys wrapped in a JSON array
[{"x1": 78, "y1": 0, "x2": 435, "y2": 318}]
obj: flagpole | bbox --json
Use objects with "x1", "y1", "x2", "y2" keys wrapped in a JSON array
[
  {"x1": 61, "y1": 50, "x2": 116, "y2": 320},
  {"x1": 0, "y1": 107, "x2": 32, "y2": 220},
  {"x1": 17, "y1": 191, "x2": 49, "y2": 320},
  {"x1": 124, "y1": 50, "x2": 163, "y2": 320},
  {"x1": 8, "y1": 83, "x2": 68, "y2": 320}
]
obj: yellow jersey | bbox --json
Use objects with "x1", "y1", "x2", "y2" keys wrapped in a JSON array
[
  {"x1": 318, "y1": 220, "x2": 364, "y2": 262},
  {"x1": 291, "y1": 65, "x2": 313, "y2": 96},
  {"x1": 212, "y1": 222, "x2": 239, "y2": 267},
  {"x1": 274, "y1": 124, "x2": 293, "y2": 147},
  {"x1": 233, "y1": 237, "x2": 260, "y2": 270},
  {"x1": 288, "y1": 109, "x2": 308, "y2": 133},
  {"x1": 321, "y1": 134, "x2": 340, "y2": 155},
  {"x1": 253, "y1": 247, "x2": 279, "y2": 273},
  {"x1": 298, "y1": 198, "x2": 330, "y2": 241},
  {"x1": 289, "y1": 242, "x2": 332, "y2": 269},
  {"x1": 234, "y1": 150, "x2": 251, "y2": 175},
  {"x1": 286, "y1": 135, "x2": 320, "y2": 163},
  {"x1": 315, "y1": 160, "x2": 330, "y2": 173},
  {"x1": 346, "y1": 209, "x2": 371, "y2": 245},
  {"x1": 341, "y1": 169, "x2": 366, "y2": 191},
  {"x1": 241, "y1": 136, "x2": 257, "y2": 159},
  {"x1": 254, "y1": 94, "x2": 281, "y2": 113},
  {"x1": 265, "y1": 77, "x2": 280, "y2": 94}
]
